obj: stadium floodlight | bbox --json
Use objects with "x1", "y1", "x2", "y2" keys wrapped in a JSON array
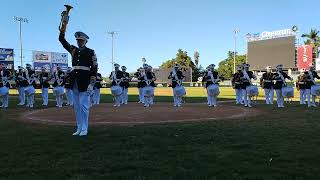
[
  {"x1": 14, "y1": 16, "x2": 29, "y2": 66},
  {"x1": 233, "y1": 29, "x2": 240, "y2": 74},
  {"x1": 107, "y1": 31, "x2": 119, "y2": 70}
]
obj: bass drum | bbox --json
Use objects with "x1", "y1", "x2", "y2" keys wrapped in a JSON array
[
  {"x1": 246, "y1": 85, "x2": 259, "y2": 97},
  {"x1": 311, "y1": 85, "x2": 320, "y2": 96},
  {"x1": 282, "y1": 86, "x2": 294, "y2": 98},
  {"x1": 0, "y1": 86, "x2": 9, "y2": 96},
  {"x1": 143, "y1": 86, "x2": 154, "y2": 97},
  {"x1": 207, "y1": 84, "x2": 220, "y2": 97},
  {"x1": 111, "y1": 85, "x2": 122, "y2": 96},
  {"x1": 53, "y1": 86, "x2": 65, "y2": 96},
  {"x1": 174, "y1": 85, "x2": 186, "y2": 96},
  {"x1": 24, "y1": 85, "x2": 35, "y2": 95}
]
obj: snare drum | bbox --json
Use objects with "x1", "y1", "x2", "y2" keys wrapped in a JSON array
[
  {"x1": 0, "y1": 86, "x2": 9, "y2": 96},
  {"x1": 111, "y1": 85, "x2": 122, "y2": 96},
  {"x1": 282, "y1": 86, "x2": 294, "y2": 98},
  {"x1": 246, "y1": 85, "x2": 259, "y2": 97},
  {"x1": 311, "y1": 85, "x2": 320, "y2": 96},
  {"x1": 24, "y1": 85, "x2": 35, "y2": 95},
  {"x1": 207, "y1": 84, "x2": 220, "y2": 97},
  {"x1": 174, "y1": 85, "x2": 186, "y2": 96},
  {"x1": 53, "y1": 86, "x2": 64, "y2": 96},
  {"x1": 143, "y1": 86, "x2": 154, "y2": 97}
]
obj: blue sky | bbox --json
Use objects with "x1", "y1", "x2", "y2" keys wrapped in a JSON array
[{"x1": 0, "y1": 0, "x2": 319, "y2": 76}]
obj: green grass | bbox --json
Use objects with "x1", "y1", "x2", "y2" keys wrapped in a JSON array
[{"x1": 1, "y1": 87, "x2": 320, "y2": 179}]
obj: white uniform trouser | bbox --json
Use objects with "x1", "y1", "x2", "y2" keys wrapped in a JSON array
[
  {"x1": 242, "y1": 89, "x2": 251, "y2": 106},
  {"x1": 173, "y1": 89, "x2": 182, "y2": 106},
  {"x1": 143, "y1": 87, "x2": 154, "y2": 107},
  {"x1": 66, "y1": 88, "x2": 74, "y2": 105},
  {"x1": 73, "y1": 81, "x2": 90, "y2": 133},
  {"x1": 306, "y1": 89, "x2": 316, "y2": 106},
  {"x1": 1, "y1": 94, "x2": 9, "y2": 108},
  {"x1": 299, "y1": 89, "x2": 306, "y2": 104},
  {"x1": 235, "y1": 89, "x2": 242, "y2": 104},
  {"x1": 91, "y1": 88, "x2": 100, "y2": 105},
  {"x1": 275, "y1": 89, "x2": 284, "y2": 107},
  {"x1": 207, "y1": 89, "x2": 217, "y2": 106},
  {"x1": 26, "y1": 94, "x2": 34, "y2": 107},
  {"x1": 122, "y1": 88, "x2": 128, "y2": 104},
  {"x1": 18, "y1": 87, "x2": 25, "y2": 105},
  {"x1": 42, "y1": 88, "x2": 49, "y2": 106},
  {"x1": 138, "y1": 88, "x2": 144, "y2": 103},
  {"x1": 55, "y1": 87, "x2": 64, "y2": 107},
  {"x1": 264, "y1": 88, "x2": 274, "y2": 104}
]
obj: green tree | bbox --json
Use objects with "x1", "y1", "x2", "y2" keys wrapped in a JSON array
[
  {"x1": 160, "y1": 49, "x2": 199, "y2": 81},
  {"x1": 192, "y1": 65, "x2": 205, "y2": 82},
  {"x1": 302, "y1": 29, "x2": 320, "y2": 59},
  {"x1": 302, "y1": 29, "x2": 320, "y2": 46},
  {"x1": 160, "y1": 49, "x2": 196, "y2": 69},
  {"x1": 217, "y1": 51, "x2": 246, "y2": 79}
]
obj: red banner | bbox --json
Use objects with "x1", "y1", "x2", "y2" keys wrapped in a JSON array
[{"x1": 297, "y1": 45, "x2": 313, "y2": 70}]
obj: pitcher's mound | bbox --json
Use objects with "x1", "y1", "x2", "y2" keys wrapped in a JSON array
[{"x1": 22, "y1": 103, "x2": 260, "y2": 126}]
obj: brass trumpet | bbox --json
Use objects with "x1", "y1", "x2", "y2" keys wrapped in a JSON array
[{"x1": 59, "y1": 5, "x2": 73, "y2": 33}]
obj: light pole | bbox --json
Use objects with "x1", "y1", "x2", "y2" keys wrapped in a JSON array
[
  {"x1": 142, "y1": 57, "x2": 146, "y2": 65},
  {"x1": 108, "y1": 31, "x2": 118, "y2": 71},
  {"x1": 14, "y1": 16, "x2": 29, "y2": 67},
  {"x1": 233, "y1": 29, "x2": 240, "y2": 74}
]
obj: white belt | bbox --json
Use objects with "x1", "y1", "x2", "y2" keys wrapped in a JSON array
[
  {"x1": 264, "y1": 80, "x2": 272, "y2": 82},
  {"x1": 73, "y1": 66, "x2": 90, "y2": 71}
]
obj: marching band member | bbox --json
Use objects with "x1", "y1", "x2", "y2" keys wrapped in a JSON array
[
  {"x1": 25, "y1": 64, "x2": 37, "y2": 108},
  {"x1": 202, "y1": 64, "x2": 220, "y2": 107},
  {"x1": 260, "y1": 66, "x2": 274, "y2": 105},
  {"x1": 64, "y1": 67, "x2": 73, "y2": 106},
  {"x1": 231, "y1": 65, "x2": 244, "y2": 105},
  {"x1": 168, "y1": 64, "x2": 185, "y2": 107},
  {"x1": 121, "y1": 66, "x2": 130, "y2": 105},
  {"x1": 92, "y1": 71, "x2": 102, "y2": 105},
  {"x1": 16, "y1": 66, "x2": 27, "y2": 106},
  {"x1": 109, "y1": 63, "x2": 124, "y2": 107},
  {"x1": 305, "y1": 66, "x2": 320, "y2": 107},
  {"x1": 59, "y1": 30, "x2": 98, "y2": 136},
  {"x1": 204, "y1": 66, "x2": 211, "y2": 105},
  {"x1": 273, "y1": 64, "x2": 293, "y2": 108},
  {"x1": 135, "y1": 67, "x2": 144, "y2": 104},
  {"x1": 296, "y1": 69, "x2": 307, "y2": 105},
  {"x1": 242, "y1": 63, "x2": 257, "y2": 108},
  {"x1": 142, "y1": 65, "x2": 156, "y2": 107},
  {"x1": 53, "y1": 66, "x2": 65, "y2": 108},
  {"x1": 0, "y1": 64, "x2": 11, "y2": 108},
  {"x1": 39, "y1": 66, "x2": 50, "y2": 106}
]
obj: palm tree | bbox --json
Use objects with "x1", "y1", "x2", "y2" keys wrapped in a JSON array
[
  {"x1": 301, "y1": 29, "x2": 320, "y2": 47},
  {"x1": 302, "y1": 29, "x2": 320, "y2": 59}
]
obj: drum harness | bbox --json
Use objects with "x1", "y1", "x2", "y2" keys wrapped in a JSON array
[
  {"x1": 307, "y1": 71, "x2": 316, "y2": 85},
  {"x1": 277, "y1": 71, "x2": 286, "y2": 87},
  {"x1": 172, "y1": 69, "x2": 183, "y2": 86}
]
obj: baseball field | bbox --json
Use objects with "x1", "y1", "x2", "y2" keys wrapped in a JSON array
[{"x1": 1, "y1": 87, "x2": 320, "y2": 179}]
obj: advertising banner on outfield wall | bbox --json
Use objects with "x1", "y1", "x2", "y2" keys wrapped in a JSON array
[
  {"x1": 32, "y1": 51, "x2": 68, "y2": 72},
  {"x1": 297, "y1": 45, "x2": 313, "y2": 71},
  {"x1": 316, "y1": 58, "x2": 320, "y2": 71},
  {"x1": 32, "y1": 51, "x2": 52, "y2": 71},
  {"x1": 0, "y1": 48, "x2": 14, "y2": 70},
  {"x1": 51, "y1": 52, "x2": 68, "y2": 71}
]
